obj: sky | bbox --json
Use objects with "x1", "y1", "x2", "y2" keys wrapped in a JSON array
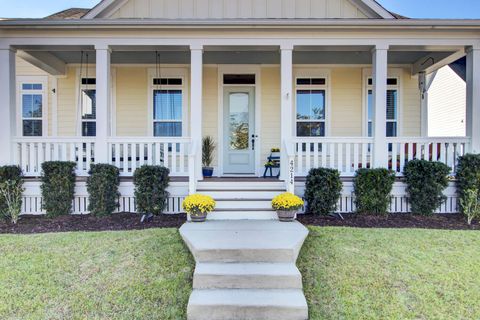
[{"x1": 0, "y1": 0, "x2": 480, "y2": 19}]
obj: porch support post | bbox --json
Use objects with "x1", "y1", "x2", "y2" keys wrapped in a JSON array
[
  {"x1": 0, "y1": 47, "x2": 16, "y2": 165},
  {"x1": 466, "y1": 46, "x2": 480, "y2": 153},
  {"x1": 280, "y1": 45, "x2": 293, "y2": 181},
  {"x1": 372, "y1": 45, "x2": 389, "y2": 168},
  {"x1": 190, "y1": 45, "x2": 203, "y2": 181},
  {"x1": 95, "y1": 45, "x2": 111, "y2": 164}
]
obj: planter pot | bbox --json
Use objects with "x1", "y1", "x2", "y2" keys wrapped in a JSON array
[
  {"x1": 276, "y1": 210, "x2": 297, "y2": 222},
  {"x1": 202, "y1": 167, "x2": 214, "y2": 178},
  {"x1": 190, "y1": 211, "x2": 208, "y2": 222}
]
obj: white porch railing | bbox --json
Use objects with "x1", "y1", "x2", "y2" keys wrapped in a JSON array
[
  {"x1": 293, "y1": 137, "x2": 374, "y2": 176},
  {"x1": 107, "y1": 137, "x2": 191, "y2": 176},
  {"x1": 386, "y1": 137, "x2": 470, "y2": 174},
  {"x1": 13, "y1": 137, "x2": 95, "y2": 176}
]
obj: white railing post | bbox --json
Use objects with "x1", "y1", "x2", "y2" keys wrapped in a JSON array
[
  {"x1": 280, "y1": 44, "x2": 293, "y2": 181},
  {"x1": 284, "y1": 140, "x2": 295, "y2": 193},
  {"x1": 190, "y1": 45, "x2": 203, "y2": 181},
  {"x1": 372, "y1": 44, "x2": 389, "y2": 168},
  {"x1": 95, "y1": 45, "x2": 111, "y2": 165},
  {"x1": 188, "y1": 141, "x2": 197, "y2": 194},
  {"x1": 466, "y1": 46, "x2": 480, "y2": 153},
  {"x1": 0, "y1": 47, "x2": 16, "y2": 166}
]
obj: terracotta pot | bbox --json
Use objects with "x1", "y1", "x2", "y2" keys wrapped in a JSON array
[
  {"x1": 276, "y1": 210, "x2": 297, "y2": 222},
  {"x1": 190, "y1": 211, "x2": 208, "y2": 222}
]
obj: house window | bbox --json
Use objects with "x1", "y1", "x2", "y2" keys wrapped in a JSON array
[
  {"x1": 367, "y1": 77, "x2": 399, "y2": 137},
  {"x1": 295, "y1": 78, "x2": 327, "y2": 137},
  {"x1": 20, "y1": 83, "x2": 44, "y2": 136},
  {"x1": 81, "y1": 78, "x2": 96, "y2": 137},
  {"x1": 152, "y1": 78, "x2": 183, "y2": 137}
]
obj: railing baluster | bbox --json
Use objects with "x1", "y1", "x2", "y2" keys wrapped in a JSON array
[
  {"x1": 345, "y1": 143, "x2": 351, "y2": 174},
  {"x1": 305, "y1": 142, "x2": 311, "y2": 175},
  {"x1": 337, "y1": 143, "x2": 343, "y2": 174},
  {"x1": 313, "y1": 142, "x2": 319, "y2": 169}
]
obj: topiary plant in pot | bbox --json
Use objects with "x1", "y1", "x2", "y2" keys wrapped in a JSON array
[{"x1": 202, "y1": 136, "x2": 216, "y2": 178}]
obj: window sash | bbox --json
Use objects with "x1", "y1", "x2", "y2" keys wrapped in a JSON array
[
  {"x1": 367, "y1": 86, "x2": 398, "y2": 137},
  {"x1": 20, "y1": 83, "x2": 44, "y2": 137},
  {"x1": 295, "y1": 77, "x2": 327, "y2": 137}
]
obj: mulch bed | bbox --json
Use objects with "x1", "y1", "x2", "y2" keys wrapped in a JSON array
[
  {"x1": 0, "y1": 213, "x2": 187, "y2": 234},
  {"x1": 297, "y1": 213, "x2": 480, "y2": 230}
]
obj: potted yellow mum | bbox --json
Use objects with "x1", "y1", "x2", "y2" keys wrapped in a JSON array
[
  {"x1": 182, "y1": 194, "x2": 216, "y2": 222},
  {"x1": 271, "y1": 192, "x2": 304, "y2": 222}
]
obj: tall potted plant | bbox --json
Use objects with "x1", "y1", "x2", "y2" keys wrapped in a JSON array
[{"x1": 202, "y1": 136, "x2": 216, "y2": 177}]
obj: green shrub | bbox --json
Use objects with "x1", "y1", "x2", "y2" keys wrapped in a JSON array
[
  {"x1": 41, "y1": 161, "x2": 76, "y2": 217},
  {"x1": 87, "y1": 164, "x2": 120, "y2": 216},
  {"x1": 404, "y1": 160, "x2": 450, "y2": 216},
  {"x1": 0, "y1": 166, "x2": 24, "y2": 224},
  {"x1": 456, "y1": 154, "x2": 480, "y2": 220},
  {"x1": 304, "y1": 168, "x2": 342, "y2": 215},
  {"x1": 460, "y1": 187, "x2": 480, "y2": 225},
  {"x1": 133, "y1": 165, "x2": 170, "y2": 215},
  {"x1": 354, "y1": 168, "x2": 395, "y2": 215}
]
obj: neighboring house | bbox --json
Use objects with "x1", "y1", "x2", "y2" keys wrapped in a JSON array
[
  {"x1": 0, "y1": 0, "x2": 479, "y2": 215},
  {"x1": 427, "y1": 65, "x2": 466, "y2": 137}
]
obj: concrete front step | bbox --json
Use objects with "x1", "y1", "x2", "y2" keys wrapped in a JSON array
[
  {"x1": 187, "y1": 289, "x2": 308, "y2": 320},
  {"x1": 197, "y1": 190, "x2": 284, "y2": 199},
  {"x1": 197, "y1": 181, "x2": 285, "y2": 191},
  {"x1": 215, "y1": 199, "x2": 272, "y2": 210},
  {"x1": 193, "y1": 262, "x2": 303, "y2": 289},
  {"x1": 207, "y1": 210, "x2": 278, "y2": 220}
]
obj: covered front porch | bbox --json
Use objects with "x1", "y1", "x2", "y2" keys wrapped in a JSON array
[{"x1": 1, "y1": 40, "x2": 479, "y2": 194}]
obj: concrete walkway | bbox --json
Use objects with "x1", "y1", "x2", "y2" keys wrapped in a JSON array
[{"x1": 180, "y1": 220, "x2": 309, "y2": 320}]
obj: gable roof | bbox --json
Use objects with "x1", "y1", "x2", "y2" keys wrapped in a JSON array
[
  {"x1": 82, "y1": 0, "x2": 397, "y2": 20},
  {"x1": 45, "y1": 8, "x2": 90, "y2": 20}
]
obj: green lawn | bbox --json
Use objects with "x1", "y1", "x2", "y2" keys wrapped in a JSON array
[
  {"x1": 299, "y1": 227, "x2": 480, "y2": 320},
  {"x1": 0, "y1": 227, "x2": 479, "y2": 320}
]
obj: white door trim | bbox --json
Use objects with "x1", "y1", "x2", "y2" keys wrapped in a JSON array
[{"x1": 217, "y1": 65, "x2": 262, "y2": 176}]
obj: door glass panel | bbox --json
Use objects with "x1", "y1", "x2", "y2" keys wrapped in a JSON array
[{"x1": 229, "y1": 92, "x2": 249, "y2": 150}]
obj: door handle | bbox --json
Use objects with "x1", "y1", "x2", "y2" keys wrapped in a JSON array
[{"x1": 251, "y1": 134, "x2": 258, "y2": 151}]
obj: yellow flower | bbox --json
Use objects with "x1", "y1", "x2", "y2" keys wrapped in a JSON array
[
  {"x1": 183, "y1": 194, "x2": 216, "y2": 216},
  {"x1": 271, "y1": 192, "x2": 304, "y2": 211}
]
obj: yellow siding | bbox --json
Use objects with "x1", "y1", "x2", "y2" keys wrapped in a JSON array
[
  {"x1": 56, "y1": 67, "x2": 77, "y2": 136},
  {"x1": 260, "y1": 66, "x2": 281, "y2": 162},
  {"x1": 115, "y1": 67, "x2": 149, "y2": 136},
  {"x1": 402, "y1": 68, "x2": 421, "y2": 136},
  {"x1": 202, "y1": 66, "x2": 219, "y2": 166},
  {"x1": 330, "y1": 68, "x2": 363, "y2": 136}
]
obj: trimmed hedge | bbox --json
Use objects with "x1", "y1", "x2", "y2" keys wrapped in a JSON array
[
  {"x1": 304, "y1": 168, "x2": 342, "y2": 215},
  {"x1": 404, "y1": 160, "x2": 450, "y2": 216},
  {"x1": 354, "y1": 168, "x2": 395, "y2": 215},
  {"x1": 0, "y1": 166, "x2": 24, "y2": 223},
  {"x1": 456, "y1": 154, "x2": 480, "y2": 221},
  {"x1": 41, "y1": 161, "x2": 76, "y2": 217},
  {"x1": 133, "y1": 165, "x2": 170, "y2": 215},
  {"x1": 87, "y1": 164, "x2": 120, "y2": 216}
]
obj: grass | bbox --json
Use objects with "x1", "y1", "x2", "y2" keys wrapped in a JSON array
[
  {"x1": 1, "y1": 227, "x2": 479, "y2": 319},
  {"x1": 0, "y1": 228, "x2": 194, "y2": 320},
  {"x1": 298, "y1": 227, "x2": 480, "y2": 320}
]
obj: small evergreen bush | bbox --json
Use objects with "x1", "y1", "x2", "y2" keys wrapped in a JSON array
[
  {"x1": 459, "y1": 187, "x2": 480, "y2": 225},
  {"x1": 41, "y1": 161, "x2": 76, "y2": 217},
  {"x1": 87, "y1": 164, "x2": 120, "y2": 216},
  {"x1": 0, "y1": 166, "x2": 24, "y2": 224},
  {"x1": 354, "y1": 168, "x2": 395, "y2": 215},
  {"x1": 456, "y1": 154, "x2": 480, "y2": 222},
  {"x1": 133, "y1": 165, "x2": 170, "y2": 215},
  {"x1": 304, "y1": 168, "x2": 342, "y2": 215},
  {"x1": 404, "y1": 160, "x2": 450, "y2": 216}
]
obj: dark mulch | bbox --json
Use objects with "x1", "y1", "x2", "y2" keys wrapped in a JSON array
[
  {"x1": 0, "y1": 213, "x2": 187, "y2": 234},
  {"x1": 298, "y1": 213, "x2": 480, "y2": 230}
]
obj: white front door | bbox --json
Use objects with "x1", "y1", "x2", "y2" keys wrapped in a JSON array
[{"x1": 223, "y1": 86, "x2": 256, "y2": 174}]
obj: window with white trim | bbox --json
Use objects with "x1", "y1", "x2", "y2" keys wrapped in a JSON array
[
  {"x1": 20, "y1": 83, "x2": 44, "y2": 136},
  {"x1": 367, "y1": 77, "x2": 399, "y2": 137},
  {"x1": 152, "y1": 78, "x2": 183, "y2": 137},
  {"x1": 295, "y1": 78, "x2": 327, "y2": 137},
  {"x1": 80, "y1": 78, "x2": 96, "y2": 137}
]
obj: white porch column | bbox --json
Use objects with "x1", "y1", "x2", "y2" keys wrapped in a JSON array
[
  {"x1": 95, "y1": 45, "x2": 111, "y2": 164},
  {"x1": 280, "y1": 45, "x2": 293, "y2": 181},
  {"x1": 466, "y1": 46, "x2": 480, "y2": 153},
  {"x1": 190, "y1": 45, "x2": 203, "y2": 180},
  {"x1": 372, "y1": 45, "x2": 389, "y2": 168},
  {"x1": 0, "y1": 47, "x2": 16, "y2": 165}
]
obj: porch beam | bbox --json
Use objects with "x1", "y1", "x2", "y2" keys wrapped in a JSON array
[
  {"x1": 17, "y1": 50, "x2": 67, "y2": 76},
  {"x1": 372, "y1": 44, "x2": 389, "y2": 168},
  {"x1": 280, "y1": 44, "x2": 293, "y2": 181},
  {"x1": 190, "y1": 45, "x2": 203, "y2": 181},
  {"x1": 95, "y1": 45, "x2": 112, "y2": 163},
  {"x1": 0, "y1": 47, "x2": 16, "y2": 165},
  {"x1": 466, "y1": 46, "x2": 480, "y2": 152},
  {"x1": 411, "y1": 50, "x2": 466, "y2": 75}
]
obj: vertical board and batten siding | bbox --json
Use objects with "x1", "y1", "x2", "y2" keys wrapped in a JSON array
[{"x1": 109, "y1": 0, "x2": 369, "y2": 19}]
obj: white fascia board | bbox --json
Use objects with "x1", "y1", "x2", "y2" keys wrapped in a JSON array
[
  {"x1": 354, "y1": 0, "x2": 395, "y2": 19},
  {"x1": 82, "y1": 0, "x2": 128, "y2": 19}
]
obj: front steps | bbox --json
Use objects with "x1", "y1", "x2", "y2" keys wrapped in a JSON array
[
  {"x1": 180, "y1": 220, "x2": 309, "y2": 320},
  {"x1": 196, "y1": 180, "x2": 285, "y2": 220}
]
